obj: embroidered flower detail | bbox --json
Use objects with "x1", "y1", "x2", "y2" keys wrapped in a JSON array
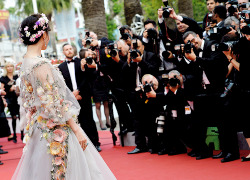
[
  {"x1": 47, "y1": 120, "x2": 56, "y2": 129},
  {"x1": 50, "y1": 142, "x2": 63, "y2": 156},
  {"x1": 53, "y1": 129, "x2": 67, "y2": 143},
  {"x1": 54, "y1": 157, "x2": 63, "y2": 165}
]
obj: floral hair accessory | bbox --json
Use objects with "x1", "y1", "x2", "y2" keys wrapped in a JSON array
[{"x1": 19, "y1": 13, "x2": 49, "y2": 43}]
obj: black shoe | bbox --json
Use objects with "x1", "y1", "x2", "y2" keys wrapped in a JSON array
[
  {"x1": 8, "y1": 137, "x2": 14, "y2": 141},
  {"x1": 221, "y1": 153, "x2": 239, "y2": 163},
  {"x1": 118, "y1": 129, "x2": 128, "y2": 136},
  {"x1": 158, "y1": 148, "x2": 169, "y2": 155},
  {"x1": 241, "y1": 157, "x2": 250, "y2": 162},
  {"x1": 0, "y1": 149, "x2": 8, "y2": 154},
  {"x1": 212, "y1": 151, "x2": 227, "y2": 159},
  {"x1": 100, "y1": 126, "x2": 107, "y2": 130},
  {"x1": 127, "y1": 148, "x2": 147, "y2": 154},
  {"x1": 13, "y1": 138, "x2": 17, "y2": 143},
  {"x1": 106, "y1": 123, "x2": 111, "y2": 128},
  {"x1": 187, "y1": 150, "x2": 197, "y2": 157},
  {"x1": 95, "y1": 146, "x2": 102, "y2": 152},
  {"x1": 0, "y1": 161, "x2": 3, "y2": 165},
  {"x1": 196, "y1": 152, "x2": 212, "y2": 160},
  {"x1": 148, "y1": 149, "x2": 158, "y2": 154},
  {"x1": 0, "y1": 145, "x2": 2, "y2": 148},
  {"x1": 168, "y1": 149, "x2": 187, "y2": 156}
]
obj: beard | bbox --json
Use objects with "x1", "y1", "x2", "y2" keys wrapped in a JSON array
[{"x1": 65, "y1": 53, "x2": 74, "y2": 59}]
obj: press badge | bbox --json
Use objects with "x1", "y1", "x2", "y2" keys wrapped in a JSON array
[{"x1": 185, "y1": 106, "x2": 191, "y2": 115}]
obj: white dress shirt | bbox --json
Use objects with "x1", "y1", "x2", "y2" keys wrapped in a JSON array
[{"x1": 67, "y1": 58, "x2": 78, "y2": 91}]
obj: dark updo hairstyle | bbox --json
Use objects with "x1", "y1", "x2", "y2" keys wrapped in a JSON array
[{"x1": 18, "y1": 13, "x2": 51, "y2": 46}]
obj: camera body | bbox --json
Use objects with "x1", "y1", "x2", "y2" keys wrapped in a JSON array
[
  {"x1": 143, "y1": 81, "x2": 154, "y2": 93},
  {"x1": 162, "y1": 0, "x2": 172, "y2": 18},
  {"x1": 85, "y1": 56, "x2": 93, "y2": 65},
  {"x1": 208, "y1": 26, "x2": 235, "y2": 40},
  {"x1": 129, "y1": 39, "x2": 141, "y2": 60},
  {"x1": 147, "y1": 28, "x2": 158, "y2": 39},
  {"x1": 240, "y1": 10, "x2": 250, "y2": 24},
  {"x1": 241, "y1": 25, "x2": 250, "y2": 35},
  {"x1": 119, "y1": 26, "x2": 132, "y2": 40},
  {"x1": 107, "y1": 43, "x2": 118, "y2": 57},
  {"x1": 211, "y1": 41, "x2": 238, "y2": 52}
]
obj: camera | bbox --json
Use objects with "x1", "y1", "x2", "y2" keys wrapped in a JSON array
[
  {"x1": 227, "y1": 0, "x2": 238, "y2": 16},
  {"x1": 147, "y1": 28, "x2": 158, "y2": 39},
  {"x1": 238, "y1": 3, "x2": 250, "y2": 10},
  {"x1": 129, "y1": 39, "x2": 141, "y2": 59},
  {"x1": 119, "y1": 26, "x2": 132, "y2": 40},
  {"x1": 211, "y1": 41, "x2": 238, "y2": 51},
  {"x1": 208, "y1": 26, "x2": 235, "y2": 40},
  {"x1": 85, "y1": 56, "x2": 93, "y2": 65},
  {"x1": 162, "y1": 0, "x2": 172, "y2": 18},
  {"x1": 107, "y1": 43, "x2": 118, "y2": 57},
  {"x1": 143, "y1": 81, "x2": 154, "y2": 93},
  {"x1": 240, "y1": 10, "x2": 250, "y2": 24},
  {"x1": 156, "y1": 113, "x2": 166, "y2": 134},
  {"x1": 184, "y1": 40, "x2": 194, "y2": 54},
  {"x1": 241, "y1": 25, "x2": 250, "y2": 35},
  {"x1": 169, "y1": 75, "x2": 180, "y2": 87}
]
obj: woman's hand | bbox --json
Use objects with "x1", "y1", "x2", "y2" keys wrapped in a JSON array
[{"x1": 75, "y1": 129, "x2": 88, "y2": 151}]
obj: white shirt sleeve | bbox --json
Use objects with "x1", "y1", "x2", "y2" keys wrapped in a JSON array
[{"x1": 158, "y1": 17, "x2": 164, "y2": 24}]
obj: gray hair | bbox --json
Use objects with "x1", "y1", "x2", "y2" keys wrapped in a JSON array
[{"x1": 182, "y1": 31, "x2": 197, "y2": 41}]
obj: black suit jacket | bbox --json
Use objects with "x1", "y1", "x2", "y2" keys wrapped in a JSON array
[
  {"x1": 195, "y1": 39, "x2": 228, "y2": 92},
  {"x1": 121, "y1": 50, "x2": 160, "y2": 91},
  {"x1": 58, "y1": 57, "x2": 90, "y2": 96},
  {"x1": 159, "y1": 16, "x2": 203, "y2": 45}
]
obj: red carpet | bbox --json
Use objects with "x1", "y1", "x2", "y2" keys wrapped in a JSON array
[{"x1": 1, "y1": 132, "x2": 250, "y2": 180}]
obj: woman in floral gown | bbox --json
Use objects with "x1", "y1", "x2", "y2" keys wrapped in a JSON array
[{"x1": 12, "y1": 14, "x2": 116, "y2": 180}]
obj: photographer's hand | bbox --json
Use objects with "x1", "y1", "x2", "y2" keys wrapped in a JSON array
[
  {"x1": 158, "y1": 6, "x2": 164, "y2": 18},
  {"x1": 111, "y1": 52, "x2": 120, "y2": 63},
  {"x1": 143, "y1": 30, "x2": 148, "y2": 39},
  {"x1": 87, "y1": 60, "x2": 97, "y2": 69},
  {"x1": 146, "y1": 87, "x2": 156, "y2": 98},
  {"x1": 127, "y1": 52, "x2": 132, "y2": 64},
  {"x1": 184, "y1": 48, "x2": 196, "y2": 61},
  {"x1": 132, "y1": 53, "x2": 142, "y2": 63},
  {"x1": 169, "y1": 8, "x2": 178, "y2": 20}
]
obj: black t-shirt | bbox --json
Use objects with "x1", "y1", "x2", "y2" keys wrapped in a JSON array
[{"x1": 0, "y1": 75, "x2": 19, "y2": 102}]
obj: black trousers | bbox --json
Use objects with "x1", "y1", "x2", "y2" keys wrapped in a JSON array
[
  {"x1": 217, "y1": 92, "x2": 240, "y2": 155},
  {"x1": 111, "y1": 88, "x2": 135, "y2": 132},
  {"x1": 78, "y1": 96, "x2": 100, "y2": 146},
  {"x1": 133, "y1": 97, "x2": 160, "y2": 150}
]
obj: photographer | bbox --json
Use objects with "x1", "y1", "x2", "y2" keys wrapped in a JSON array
[
  {"x1": 147, "y1": 70, "x2": 194, "y2": 156},
  {"x1": 119, "y1": 25, "x2": 140, "y2": 46},
  {"x1": 222, "y1": 28, "x2": 250, "y2": 162},
  {"x1": 82, "y1": 31, "x2": 112, "y2": 50},
  {"x1": 79, "y1": 48, "x2": 111, "y2": 130},
  {"x1": 127, "y1": 74, "x2": 162, "y2": 154},
  {"x1": 183, "y1": 31, "x2": 229, "y2": 160},
  {"x1": 142, "y1": 18, "x2": 177, "y2": 75},
  {"x1": 203, "y1": 0, "x2": 219, "y2": 31},
  {"x1": 158, "y1": 5, "x2": 203, "y2": 45}
]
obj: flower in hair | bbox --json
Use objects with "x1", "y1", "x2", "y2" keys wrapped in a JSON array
[
  {"x1": 24, "y1": 26, "x2": 29, "y2": 31},
  {"x1": 25, "y1": 31, "x2": 30, "y2": 37}
]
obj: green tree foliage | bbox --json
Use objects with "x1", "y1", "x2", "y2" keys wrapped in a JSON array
[
  {"x1": 106, "y1": 14, "x2": 117, "y2": 40},
  {"x1": 0, "y1": 0, "x2": 4, "y2": 9},
  {"x1": 192, "y1": 0, "x2": 207, "y2": 22},
  {"x1": 17, "y1": 0, "x2": 72, "y2": 15}
]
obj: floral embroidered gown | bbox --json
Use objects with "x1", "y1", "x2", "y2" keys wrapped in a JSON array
[{"x1": 12, "y1": 57, "x2": 117, "y2": 180}]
